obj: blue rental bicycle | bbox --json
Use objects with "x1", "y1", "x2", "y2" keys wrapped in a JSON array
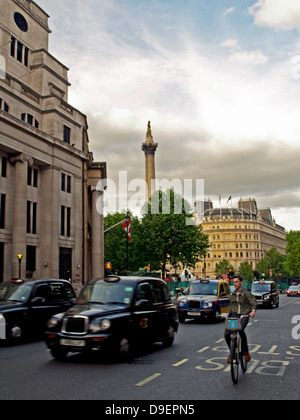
[{"x1": 225, "y1": 315, "x2": 249, "y2": 384}]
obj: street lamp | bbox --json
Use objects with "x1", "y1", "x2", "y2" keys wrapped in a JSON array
[{"x1": 17, "y1": 254, "x2": 23, "y2": 278}]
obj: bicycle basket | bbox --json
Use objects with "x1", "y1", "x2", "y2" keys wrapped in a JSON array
[{"x1": 225, "y1": 317, "x2": 242, "y2": 332}]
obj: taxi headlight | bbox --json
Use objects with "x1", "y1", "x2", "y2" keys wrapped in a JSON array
[
  {"x1": 99, "y1": 319, "x2": 111, "y2": 330},
  {"x1": 178, "y1": 299, "x2": 187, "y2": 307},
  {"x1": 47, "y1": 313, "x2": 64, "y2": 329},
  {"x1": 89, "y1": 318, "x2": 111, "y2": 333},
  {"x1": 202, "y1": 302, "x2": 213, "y2": 308},
  {"x1": 264, "y1": 294, "x2": 271, "y2": 300}
]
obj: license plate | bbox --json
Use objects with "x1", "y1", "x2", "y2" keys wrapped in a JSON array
[
  {"x1": 188, "y1": 312, "x2": 201, "y2": 316},
  {"x1": 60, "y1": 339, "x2": 85, "y2": 347}
]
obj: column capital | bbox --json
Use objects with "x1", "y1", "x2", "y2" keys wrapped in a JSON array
[{"x1": 9, "y1": 153, "x2": 34, "y2": 166}]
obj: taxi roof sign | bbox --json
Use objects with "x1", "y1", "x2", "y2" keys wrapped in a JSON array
[{"x1": 104, "y1": 275, "x2": 121, "y2": 283}]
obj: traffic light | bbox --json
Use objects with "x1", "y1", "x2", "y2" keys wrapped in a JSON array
[
  {"x1": 228, "y1": 269, "x2": 234, "y2": 279},
  {"x1": 105, "y1": 262, "x2": 112, "y2": 274}
]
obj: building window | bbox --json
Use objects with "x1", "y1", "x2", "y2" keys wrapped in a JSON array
[
  {"x1": 26, "y1": 246, "x2": 36, "y2": 275},
  {"x1": 61, "y1": 173, "x2": 71, "y2": 193},
  {"x1": 0, "y1": 242, "x2": 3, "y2": 283},
  {"x1": 14, "y1": 12, "x2": 28, "y2": 32},
  {"x1": 63, "y1": 125, "x2": 71, "y2": 144},
  {"x1": 27, "y1": 201, "x2": 37, "y2": 234},
  {"x1": 0, "y1": 98, "x2": 9, "y2": 113},
  {"x1": 61, "y1": 206, "x2": 65, "y2": 236},
  {"x1": 27, "y1": 167, "x2": 38, "y2": 187},
  {"x1": 10, "y1": 36, "x2": 29, "y2": 67},
  {"x1": 17, "y1": 41, "x2": 23, "y2": 62},
  {"x1": 0, "y1": 194, "x2": 5, "y2": 229},
  {"x1": 1, "y1": 157, "x2": 7, "y2": 178},
  {"x1": 61, "y1": 206, "x2": 71, "y2": 237},
  {"x1": 10, "y1": 36, "x2": 15, "y2": 57},
  {"x1": 66, "y1": 176, "x2": 71, "y2": 193},
  {"x1": 21, "y1": 113, "x2": 39, "y2": 128}
]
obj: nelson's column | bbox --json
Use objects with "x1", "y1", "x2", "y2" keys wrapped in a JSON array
[{"x1": 142, "y1": 122, "x2": 158, "y2": 202}]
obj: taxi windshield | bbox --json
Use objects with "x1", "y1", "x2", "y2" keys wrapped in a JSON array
[
  {"x1": 188, "y1": 283, "x2": 218, "y2": 296},
  {"x1": 79, "y1": 282, "x2": 134, "y2": 306},
  {"x1": 252, "y1": 283, "x2": 271, "y2": 293},
  {"x1": 0, "y1": 282, "x2": 32, "y2": 302}
]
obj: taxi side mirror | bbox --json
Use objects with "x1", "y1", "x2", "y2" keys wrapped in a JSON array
[
  {"x1": 31, "y1": 296, "x2": 44, "y2": 305},
  {"x1": 135, "y1": 299, "x2": 150, "y2": 309}
]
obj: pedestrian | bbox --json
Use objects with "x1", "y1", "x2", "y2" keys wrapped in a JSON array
[{"x1": 224, "y1": 276, "x2": 257, "y2": 364}]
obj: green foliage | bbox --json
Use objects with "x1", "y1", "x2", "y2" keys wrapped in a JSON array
[
  {"x1": 140, "y1": 189, "x2": 209, "y2": 277},
  {"x1": 238, "y1": 262, "x2": 255, "y2": 281},
  {"x1": 256, "y1": 247, "x2": 287, "y2": 279},
  {"x1": 215, "y1": 259, "x2": 234, "y2": 278},
  {"x1": 285, "y1": 231, "x2": 300, "y2": 278},
  {"x1": 104, "y1": 212, "x2": 143, "y2": 274},
  {"x1": 104, "y1": 190, "x2": 210, "y2": 277}
]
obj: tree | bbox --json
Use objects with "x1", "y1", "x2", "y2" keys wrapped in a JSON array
[
  {"x1": 215, "y1": 259, "x2": 234, "y2": 278},
  {"x1": 104, "y1": 212, "x2": 143, "y2": 274},
  {"x1": 285, "y1": 231, "x2": 300, "y2": 278},
  {"x1": 140, "y1": 189, "x2": 209, "y2": 278},
  {"x1": 238, "y1": 262, "x2": 254, "y2": 282},
  {"x1": 256, "y1": 247, "x2": 287, "y2": 280}
]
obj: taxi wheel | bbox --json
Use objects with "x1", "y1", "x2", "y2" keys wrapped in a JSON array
[
  {"x1": 178, "y1": 314, "x2": 186, "y2": 323},
  {"x1": 50, "y1": 347, "x2": 68, "y2": 361},
  {"x1": 9, "y1": 325, "x2": 23, "y2": 344},
  {"x1": 115, "y1": 336, "x2": 132, "y2": 361},
  {"x1": 162, "y1": 326, "x2": 175, "y2": 347}
]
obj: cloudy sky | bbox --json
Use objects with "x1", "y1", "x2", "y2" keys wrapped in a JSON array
[{"x1": 37, "y1": 0, "x2": 300, "y2": 230}]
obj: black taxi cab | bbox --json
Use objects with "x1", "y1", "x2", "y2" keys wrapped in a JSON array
[
  {"x1": 251, "y1": 281, "x2": 279, "y2": 308},
  {"x1": 0, "y1": 278, "x2": 76, "y2": 343},
  {"x1": 45, "y1": 276, "x2": 178, "y2": 360},
  {"x1": 177, "y1": 278, "x2": 230, "y2": 322}
]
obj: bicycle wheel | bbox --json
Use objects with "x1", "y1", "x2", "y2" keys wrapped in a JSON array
[
  {"x1": 241, "y1": 354, "x2": 248, "y2": 373},
  {"x1": 230, "y1": 338, "x2": 239, "y2": 384}
]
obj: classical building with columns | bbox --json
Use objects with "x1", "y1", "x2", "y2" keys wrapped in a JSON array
[
  {"x1": 0, "y1": 0, "x2": 106, "y2": 284},
  {"x1": 193, "y1": 198, "x2": 286, "y2": 278}
]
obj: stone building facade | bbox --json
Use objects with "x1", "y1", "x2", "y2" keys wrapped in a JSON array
[
  {"x1": 0, "y1": 0, "x2": 106, "y2": 284},
  {"x1": 194, "y1": 198, "x2": 287, "y2": 278}
]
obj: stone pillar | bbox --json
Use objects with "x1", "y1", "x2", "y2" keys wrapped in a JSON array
[
  {"x1": 91, "y1": 187, "x2": 104, "y2": 279},
  {"x1": 9, "y1": 154, "x2": 33, "y2": 278},
  {"x1": 142, "y1": 122, "x2": 158, "y2": 202}
]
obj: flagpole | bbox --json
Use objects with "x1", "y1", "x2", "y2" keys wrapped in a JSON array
[
  {"x1": 103, "y1": 219, "x2": 125, "y2": 233},
  {"x1": 125, "y1": 213, "x2": 130, "y2": 272}
]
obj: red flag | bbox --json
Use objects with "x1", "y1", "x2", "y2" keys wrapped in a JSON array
[{"x1": 122, "y1": 218, "x2": 131, "y2": 242}]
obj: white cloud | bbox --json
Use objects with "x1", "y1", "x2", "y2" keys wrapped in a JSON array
[
  {"x1": 249, "y1": 0, "x2": 300, "y2": 31},
  {"x1": 220, "y1": 38, "x2": 268, "y2": 66},
  {"x1": 224, "y1": 7, "x2": 236, "y2": 18},
  {"x1": 38, "y1": 0, "x2": 300, "y2": 230},
  {"x1": 228, "y1": 49, "x2": 268, "y2": 65},
  {"x1": 219, "y1": 38, "x2": 240, "y2": 50}
]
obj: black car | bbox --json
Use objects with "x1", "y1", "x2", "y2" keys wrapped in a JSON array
[
  {"x1": 45, "y1": 276, "x2": 179, "y2": 361},
  {"x1": 0, "y1": 279, "x2": 76, "y2": 343},
  {"x1": 251, "y1": 281, "x2": 279, "y2": 308}
]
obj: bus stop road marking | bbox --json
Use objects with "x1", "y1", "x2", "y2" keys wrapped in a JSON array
[{"x1": 136, "y1": 373, "x2": 162, "y2": 387}]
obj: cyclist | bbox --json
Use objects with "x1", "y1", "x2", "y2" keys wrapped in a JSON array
[{"x1": 225, "y1": 276, "x2": 257, "y2": 364}]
